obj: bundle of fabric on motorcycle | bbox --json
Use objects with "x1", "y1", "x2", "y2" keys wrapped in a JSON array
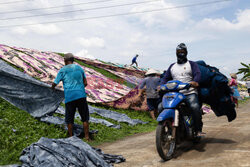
[{"x1": 196, "y1": 60, "x2": 236, "y2": 122}]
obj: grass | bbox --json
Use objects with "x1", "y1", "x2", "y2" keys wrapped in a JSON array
[
  {"x1": 84, "y1": 104, "x2": 157, "y2": 146},
  {"x1": 0, "y1": 97, "x2": 157, "y2": 165},
  {"x1": 0, "y1": 97, "x2": 67, "y2": 165},
  {"x1": 239, "y1": 97, "x2": 250, "y2": 104}
]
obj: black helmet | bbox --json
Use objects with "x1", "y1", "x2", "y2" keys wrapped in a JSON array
[
  {"x1": 176, "y1": 43, "x2": 187, "y2": 53},
  {"x1": 176, "y1": 43, "x2": 188, "y2": 64}
]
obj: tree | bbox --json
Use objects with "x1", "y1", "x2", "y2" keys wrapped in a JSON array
[{"x1": 237, "y1": 62, "x2": 250, "y2": 80}]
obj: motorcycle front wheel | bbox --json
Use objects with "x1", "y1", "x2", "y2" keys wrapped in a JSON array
[{"x1": 156, "y1": 120, "x2": 176, "y2": 161}]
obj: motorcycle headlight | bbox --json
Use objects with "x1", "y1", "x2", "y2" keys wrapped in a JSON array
[
  {"x1": 166, "y1": 82, "x2": 178, "y2": 90},
  {"x1": 160, "y1": 85, "x2": 166, "y2": 91}
]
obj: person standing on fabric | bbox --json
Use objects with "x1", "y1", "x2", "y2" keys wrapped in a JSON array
[
  {"x1": 139, "y1": 69, "x2": 160, "y2": 120},
  {"x1": 160, "y1": 43, "x2": 204, "y2": 137},
  {"x1": 51, "y1": 53, "x2": 90, "y2": 141},
  {"x1": 130, "y1": 54, "x2": 139, "y2": 67},
  {"x1": 229, "y1": 73, "x2": 240, "y2": 108}
]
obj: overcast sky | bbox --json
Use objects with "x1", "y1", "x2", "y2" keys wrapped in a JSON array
[{"x1": 0, "y1": 0, "x2": 249, "y2": 78}]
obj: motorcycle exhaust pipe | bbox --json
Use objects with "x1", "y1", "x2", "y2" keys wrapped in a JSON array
[{"x1": 174, "y1": 109, "x2": 179, "y2": 127}]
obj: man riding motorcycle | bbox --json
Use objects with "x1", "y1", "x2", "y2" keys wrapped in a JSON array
[{"x1": 160, "y1": 43, "x2": 204, "y2": 137}]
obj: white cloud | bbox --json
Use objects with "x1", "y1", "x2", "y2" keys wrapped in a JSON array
[
  {"x1": 11, "y1": 24, "x2": 62, "y2": 35},
  {"x1": 12, "y1": 27, "x2": 28, "y2": 35},
  {"x1": 29, "y1": 24, "x2": 62, "y2": 35},
  {"x1": 75, "y1": 49, "x2": 95, "y2": 59},
  {"x1": 130, "y1": 1, "x2": 189, "y2": 27},
  {"x1": 195, "y1": 9, "x2": 250, "y2": 32},
  {"x1": 235, "y1": 9, "x2": 250, "y2": 30},
  {"x1": 222, "y1": 66, "x2": 230, "y2": 72},
  {"x1": 77, "y1": 37, "x2": 105, "y2": 48},
  {"x1": 130, "y1": 32, "x2": 149, "y2": 44}
]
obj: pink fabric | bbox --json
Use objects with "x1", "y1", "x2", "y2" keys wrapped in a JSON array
[
  {"x1": 0, "y1": 44, "x2": 131, "y2": 103},
  {"x1": 0, "y1": 44, "x2": 150, "y2": 111},
  {"x1": 229, "y1": 78, "x2": 237, "y2": 86}
]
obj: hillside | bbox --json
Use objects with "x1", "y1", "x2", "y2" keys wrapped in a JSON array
[{"x1": 0, "y1": 44, "x2": 149, "y2": 111}]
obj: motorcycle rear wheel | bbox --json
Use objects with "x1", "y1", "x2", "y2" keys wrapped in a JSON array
[{"x1": 156, "y1": 120, "x2": 176, "y2": 161}]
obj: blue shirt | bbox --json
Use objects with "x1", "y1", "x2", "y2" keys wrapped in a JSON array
[
  {"x1": 54, "y1": 64, "x2": 86, "y2": 103},
  {"x1": 140, "y1": 76, "x2": 160, "y2": 98},
  {"x1": 132, "y1": 56, "x2": 137, "y2": 62}
]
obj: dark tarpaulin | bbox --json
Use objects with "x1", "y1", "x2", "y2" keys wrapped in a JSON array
[
  {"x1": 40, "y1": 116, "x2": 99, "y2": 137},
  {"x1": 0, "y1": 60, "x2": 98, "y2": 136},
  {"x1": 55, "y1": 106, "x2": 121, "y2": 129},
  {"x1": 17, "y1": 137, "x2": 125, "y2": 167},
  {"x1": 88, "y1": 105, "x2": 147, "y2": 126},
  {"x1": 90, "y1": 117, "x2": 121, "y2": 129},
  {"x1": 56, "y1": 105, "x2": 147, "y2": 127},
  {"x1": 40, "y1": 115, "x2": 121, "y2": 136},
  {"x1": 0, "y1": 59, "x2": 64, "y2": 118}
]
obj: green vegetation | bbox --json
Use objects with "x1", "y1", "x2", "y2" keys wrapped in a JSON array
[
  {"x1": 239, "y1": 97, "x2": 250, "y2": 104},
  {"x1": 0, "y1": 97, "x2": 157, "y2": 165},
  {"x1": 85, "y1": 104, "x2": 157, "y2": 146},
  {"x1": 237, "y1": 62, "x2": 250, "y2": 80},
  {"x1": 0, "y1": 97, "x2": 67, "y2": 165},
  {"x1": 57, "y1": 53, "x2": 136, "y2": 88}
]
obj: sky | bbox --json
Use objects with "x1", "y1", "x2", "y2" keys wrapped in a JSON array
[{"x1": 0, "y1": 0, "x2": 249, "y2": 78}]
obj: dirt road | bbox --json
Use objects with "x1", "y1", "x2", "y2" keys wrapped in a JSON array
[{"x1": 99, "y1": 100, "x2": 250, "y2": 167}]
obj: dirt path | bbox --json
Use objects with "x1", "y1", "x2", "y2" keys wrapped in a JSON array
[{"x1": 99, "y1": 100, "x2": 250, "y2": 167}]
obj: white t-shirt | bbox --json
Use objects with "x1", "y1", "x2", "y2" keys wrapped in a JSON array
[{"x1": 170, "y1": 61, "x2": 197, "y2": 95}]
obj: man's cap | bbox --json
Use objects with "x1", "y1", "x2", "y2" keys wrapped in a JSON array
[
  {"x1": 230, "y1": 73, "x2": 237, "y2": 79},
  {"x1": 64, "y1": 53, "x2": 74, "y2": 60}
]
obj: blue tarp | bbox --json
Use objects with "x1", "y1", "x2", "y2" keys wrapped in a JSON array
[
  {"x1": 0, "y1": 59, "x2": 64, "y2": 118},
  {"x1": 17, "y1": 137, "x2": 125, "y2": 167}
]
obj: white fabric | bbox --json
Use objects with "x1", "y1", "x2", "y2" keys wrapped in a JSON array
[
  {"x1": 145, "y1": 68, "x2": 158, "y2": 76},
  {"x1": 170, "y1": 61, "x2": 197, "y2": 95}
]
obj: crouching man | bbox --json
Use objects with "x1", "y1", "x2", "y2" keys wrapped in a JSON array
[
  {"x1": 52, "y1": 53, "x2": 90, "y2": 141},
  {"x1": 139, "y1": 69, "x2": 160, "y2": 120}
]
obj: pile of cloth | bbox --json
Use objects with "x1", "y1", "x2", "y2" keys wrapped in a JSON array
[
  {"x1": 11, "y1": 137, "x2": 125, "y2": 167},
  {"x1": 197, "y1": 60, "x2": 236, "y2": 122}
]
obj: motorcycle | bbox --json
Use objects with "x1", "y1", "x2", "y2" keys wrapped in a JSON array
[{"x1": 156, "y1": 80, "x2": 201, "y2": 161}]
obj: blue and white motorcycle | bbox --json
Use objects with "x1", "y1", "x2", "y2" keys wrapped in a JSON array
[{"x1": 156, "y1": 80, "x2": 201, "y2": 161}]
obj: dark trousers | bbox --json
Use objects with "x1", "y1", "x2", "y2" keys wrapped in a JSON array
[
  {"x1": 184, "y1": 93, "x2": 203, "y2": 132},
  {"x1": 65, "y1": 98, "x2": 89, "y2": 124}
]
